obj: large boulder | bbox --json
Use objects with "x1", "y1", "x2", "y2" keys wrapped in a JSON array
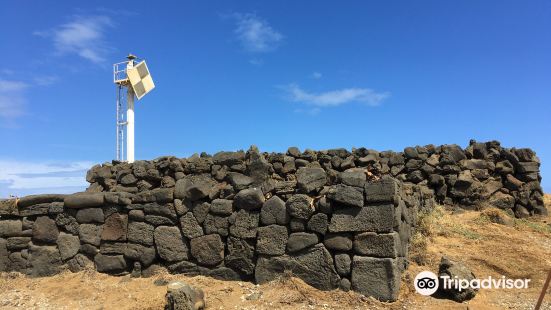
[
  {"x1": 256, "y1": 225, "x2": 288, "y2": 255},
  {"x1": 78, "y1": 224, "x2": 103, "y2": 246},
  {"x1": 233, "y1": 188, "x2": 265, "y2": 210},
  {"x1": 488, "y1": 192, "x2": 515, "y2": 209},
  {"x1": 307, "y1": 213, "x2": 328, "y2": 235},
  {"x1": 64, "y1": 192, "x2": 105, "y2": 209},
  {"x1": 28, "y1": 244, "x2": 62, "y2": 276},
  {"x1": 127, "y1": 221, "x2": 154, "y2": 246},
  {"x1": 124, "y1": 243, "x2": 157, "y2": 266},
  {"x1": 174, "y1": 175, "x2": 214, "y2": 201},
  {"x1": 228, "y1": 209, "x2": 259, "y2": 239},
  {"x1": 323, "y1": 233, "x2": 353, "y2": 251},
  {"x1": 179, "y1": 213, "x2": 204, "y2": 239},
  {"x1": 210, "y1": 199, "x2": 233, "y2": 216},
  {"x1": 190, "y1": 234, "x2": 224, "y2": 266},
  {"x1": 353, "y1": 232, "x2": 399, "y2": 258},
  {"x1": 296, "y1": 167, "x2": 326, "y2": 193},
  {"x1": 326, "y1": 185, "x2": 364, "y2": 208},
  {"x1": 203, "y1": 214, "x2": 229, "y2": 237},
  {"x1": 255, "y1": 244, "x2": 340, "y2": 290},
  {"x1": 33, "y1": 216, "x2": 59, "y2": 243},
  {"x1": 340, "y1": 170, "x2": 367, "y2": 188},
  {"x1": 165, "y1": 281, "x2": 205, "y2": 310},
  {"x1": 260, "y1": 196, "x2": 289, "y2": 225},
  {"x1": 225, "y1": 237, "x2": 255, "y2": 276},
  {"x1": 17, "y1": 194, "x2": 66, "y2": 208},
  {"x1": 364, "y1": 177, "x2": 400, "y2": 204},
  {"x1": 0, "y1": 220, "x2": 22, "y2": 237},
  {"x1": 286, "y1": 232, "x2": 318, "y2": 253},
  {"x1": 0, "y1": 239, "x2": 9, "y2": 272},
  {"x1": 328, "y1": 204, "x2": 397, "y2": 233},
  {"x1": 227, "y1": 173, "x2": 252, "y2": 191},
  {"x1": 212, "y1": 151, "x2": 245, "y2": 166},
  {"x1": 56, "y1": 232, "x2": 80, "y2": 260},
  {"x1": 438, "y1": 256, "x2": 478, "y2": 302},
  {"x1": 101, "y1": 213, "x2": 128, "y2": 241},
  {"x1": 94, "y1": 254, "x2": 127, "y2": 274},
  {"x1": 351, "y1": 256, "x2": 400, "y2": 302},
  {"x1": 154, "y1": 226, "x2": 188, "y2": 262},
  {"x1": 76, "y1": 208, "x2": 104, "y2": 224},
  {"x1": 286, "y1": 194, "x2": 315, "y2": 220}
]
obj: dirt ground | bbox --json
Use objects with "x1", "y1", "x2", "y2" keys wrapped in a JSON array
[{"x1": 1, "y1": 195, "x2": 550, "y2": 310}]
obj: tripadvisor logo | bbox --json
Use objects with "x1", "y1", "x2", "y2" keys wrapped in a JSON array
[
  {"x1": 414, "y1": 271, "x2": 439, "y2": 296},
  {"x1": 414, "y1": 270, "x2": 531, "y2": 296}
]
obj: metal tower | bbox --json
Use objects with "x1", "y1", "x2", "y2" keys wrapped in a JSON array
[{"x1": 113, "y1": 54, "x2": 155, "y2": 163}]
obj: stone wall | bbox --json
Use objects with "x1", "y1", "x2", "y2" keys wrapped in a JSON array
[
  {"x1": 84, "y1": 140, "x2": 544, "y2": 218},
  {"x1": 0, "y1": 146, "x2": 428, "y2": 302},
  {"x1": 0, "y1": 141, "x2": 545, "y2": 302}
]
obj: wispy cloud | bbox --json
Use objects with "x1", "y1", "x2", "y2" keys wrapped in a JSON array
[
  {"x1": 249, "y1": 58, "x2": 264, "y2": 66},
  {"x1": 283, "y1": 84, "x2": 390, "y2": 108},
  {"x1": 34, "y1": 75, "x2": 59, "y2": 86},
  {"x1": 0, "y1": 79, "x2": 29, "y2": 125},
  {"x1": 232, "y1": 13, "x2": 283, "y2": 53},
  {"x1": 311, "y1": 72, "x2": 322, "y2": 79},
  {"x1": 35, "y1": 15, "x2": 113, "y2": 64},
  {"x1": 0, "y1": 160, "x2": 93, "y2": 197},
  {"x1": 0, "y1": 80, "x2": 28, "y2": 92}
]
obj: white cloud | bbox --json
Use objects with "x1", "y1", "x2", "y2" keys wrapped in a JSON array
[
  {"x1": 36, "y1": 15, "x2": 113, "y2": 64},
  {"x1": 34, "y1": 75, "x2": 59, "y2": 86},
  {"x1": 0, "y1": 160, "x2": 93, "y2": 197},
  {"x1": 283, "y1": 84, "x2": 390, "y2": 108},
  {"x1": 0, "y1": 80, "x2": 28, "y2": 92},
  {"x1": 0, "y1": 79, "x2": 29, "y2": 124},
  {"x1": 249, "y1": 58, "x2": 264, "y2": 66},
  {"x1": 233, "y1": 13, "x2": 283, "y2": 53},
  {"x1": 311, "y1": 72, "x2": 322, "y2": 79}
]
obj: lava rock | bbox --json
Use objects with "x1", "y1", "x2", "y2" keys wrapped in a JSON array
[
  {"x1": 296, "y1": 167, "x2": 327, "y2": 193},
  {"x1": 438, "y1": 256, "x2": 478, "y2": 302},
  {"x1": 286, "y1": 232, "x2": 318, "y2": 253},
  {"x1": 255, "y1": 244, "x2": 340, "y2": 291},
  {"x1": 127, "y1": 221, "x2": 154, "y2": 246},
  {"x1": 286, "y1": 194, "x2": 315, "y2": 220},
  {"x1": 154, "y1": 226, "x2": 188, "y2": 262},
  {"x1": 260, "y1": 196, "x2": 289, "y2": 225},
  {"x1": 32, "y1": 216, "x2": 59, "y2": 243},
  {"x1": 233, "y1": 188, "x2": 265, "y2": 210},
  {"x1": 56, "y1": 232, "x2": 80, "y2": 260},
  {"x1": 190, "y1": 234, "x2": 225, "y2": 266},
  {"x1": 256, "y1": 225, "x2": 288, "y2": 255}
]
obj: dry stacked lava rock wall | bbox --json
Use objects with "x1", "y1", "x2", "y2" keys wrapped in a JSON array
[
  {"x1": 0, "y1": 146, "x2": 426, "y2": 302},
  {"x1": 0, "y1": 141, "x2": 545, "y2": 302}
]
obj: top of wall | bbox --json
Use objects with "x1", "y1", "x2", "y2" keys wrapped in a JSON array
[{"x1": 82, "y1": 140, "x2": 544, "y2": 217}]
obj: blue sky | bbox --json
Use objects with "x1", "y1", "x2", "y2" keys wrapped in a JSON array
[{"x1": 0, "y1": 1, "x2": 550, "y2": 196}]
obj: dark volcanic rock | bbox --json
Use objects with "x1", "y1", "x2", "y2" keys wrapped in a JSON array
[
  {"x1": 256, "y1": 225, "x2": 288, "y2": 256},
  {"x1": 286, "y1": 194, "x2": 315, "y2": 220},
  {"x1": 29, "y1": 244, "x2": 62, "y2": 277},
  {"x1": 190, "y1": 234, "x2": 224, "y2": 266},
  {"x1": 33, "y1": 216, "x2": 59, "y2": 243},
  {"x1": 260, "y1": 196, "x2": 289, "y2": 225},
  {"x1": 94, "y1": 254, "x2": 127, "y2": 274},
  {"x1": 233, "y1": 188, "x2": 265, "y2": 210},
  {"x1": 351, "y1": 256, "x2": 400, "y2": 302},
  {"x1": 286, "y1": 232, "x2": 318, "y2": 253},
  {"x1": 154, "y1": 226, "x2": 188, "y2": 262},
  {"x1": 327, "y1": 184, "x2": 364, "y2": 208},
  {"x1": 255, "y1": 244, "x2": 339, "y2": 291},
  {"x1": 438, "y1": 256, "x2": 478, "y2": 302},
  {"x1": 296, "y1": 167, "x2": 326, "y2": 193}
]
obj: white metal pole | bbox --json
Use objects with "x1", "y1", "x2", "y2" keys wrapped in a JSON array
[{"x1": 127, "y1": 87, "x2": 135, "y2": 163}]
